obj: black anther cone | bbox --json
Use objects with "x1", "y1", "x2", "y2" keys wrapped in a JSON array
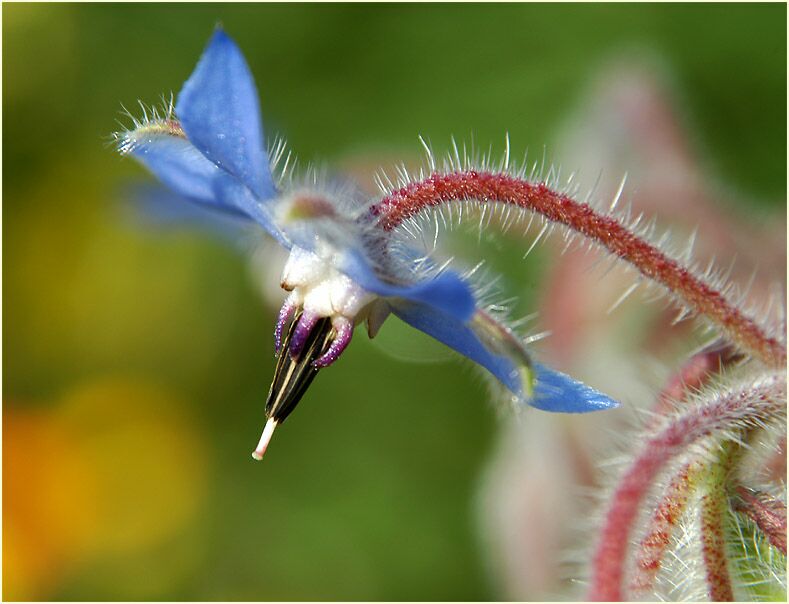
[{"x1": 265, "y1": 312, "x2": 334, "y2": 424}]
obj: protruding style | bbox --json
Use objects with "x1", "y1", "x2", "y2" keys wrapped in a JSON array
[{"x1": 252, "y1": 418, "x2": 278, "y2": 460}]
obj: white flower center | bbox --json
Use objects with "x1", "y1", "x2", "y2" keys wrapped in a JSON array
[{"x1": 280, "y1": 246, "x2": 376, "y2": 320}]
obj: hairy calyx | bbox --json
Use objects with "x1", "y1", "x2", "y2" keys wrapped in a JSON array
[{"x1": 587, "y1": 371, "x2": 786, "y2": 600}]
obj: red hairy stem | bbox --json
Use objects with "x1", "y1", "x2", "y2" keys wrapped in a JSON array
[
  {"x1": 586, "y1": 372, "x2": 786, "y2": 601},
  {"x1": 700, "y1": 493, "x2": 735, "y2": 601},
  {"x1": 369, "y1": 171, "x2": 785, "y2": 367},
  {"x1": 649, "y1": 342, "x2": 743, "y2": 425},
  {"x1": 630, "y1": 461, "x2": 699, "y2": 595},
  {"x1": 733, "y1": 486, "x2": 787, "y2": 555},
  {"x1": 699, "y1": 448, "x2": 737, "y2": 601}
]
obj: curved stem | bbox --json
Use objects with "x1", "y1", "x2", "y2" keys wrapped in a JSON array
[
  {"x1": 630, "y1": 460, "x2": 701, "y2": 595},
  {"x1": 586, "y1": 372, "x2": 786, "y2": 601},
  {"x1": 369, "y1": 171, "x2": 785, "y2": 366},
  {"x1": 648, "y1": 342, "x2": 742, "y2": 426}
]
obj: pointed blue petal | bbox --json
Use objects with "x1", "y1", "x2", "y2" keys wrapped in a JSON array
[
  {"x1": 531, "y1": 363, "x2": 620, "y2": 413},
  {"x1": 123, "y1": 184, "x2": 252, "y2": 238},
  {"x1": 123, "y1": 131, "x2": 290, "y2": 247},
  {"x1": 176, "y1": 29, "x2": 276, "y2": 201},
  {"x1": 341, "y1": 250, "x2": 476, "y2": 322},
  {"x1": 124, "y1": 129, "x2": 225, "y2": 204},
  {"x1": 390, "y1": 301, "x2": 524, "y2": 393},
  {"x1": 212, "y1": 174, "x2": 291, "y2": 248},
  {"x1": 391, "y1": 301, "x2": 620, "y2": 414}
]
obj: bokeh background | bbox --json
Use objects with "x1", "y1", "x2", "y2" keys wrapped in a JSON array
[{"x1": 3, "y1": 3, "x2": 786, "y2": 601}]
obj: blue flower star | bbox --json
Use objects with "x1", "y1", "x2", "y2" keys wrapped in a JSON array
[{"x1": 116, "y1": 28, "x2": 619, "y2": 458}]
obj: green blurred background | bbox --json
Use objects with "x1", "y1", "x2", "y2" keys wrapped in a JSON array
[{"x1": 3, "y1": 3, "x2": 785, "y2": 601}]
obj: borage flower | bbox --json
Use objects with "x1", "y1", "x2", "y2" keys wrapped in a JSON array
[{"x1": 115, "y1": 29, "x2": 619, "y2": 460}]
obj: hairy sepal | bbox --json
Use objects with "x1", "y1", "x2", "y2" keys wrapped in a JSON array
[{"x1": 588, "y1": 369, "x2": 786, "y2": 600}]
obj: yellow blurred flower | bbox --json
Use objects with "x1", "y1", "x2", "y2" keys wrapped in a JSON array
[{"x1": 4, "y1": 377, "x2": 209, "y2": 600}]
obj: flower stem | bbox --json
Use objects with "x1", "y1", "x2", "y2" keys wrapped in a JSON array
[
  {"x1": 648, "y1": 342, "x2": 742, "y2": 426},
  {"x1": 699, "y1": 447, "x2": 737, "y2": 601},
  {"x1": 630, "y1": 460, "x2": 700, "y2": 595},
  {"x1": 370, "y1": 171, "x2": 785, "y2": 366}
]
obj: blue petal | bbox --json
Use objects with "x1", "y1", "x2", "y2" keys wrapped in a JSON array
[
  {"x1": 390, "y1": 300, "x2": 523, "y2": 393},
  {"x1": 176, "y1": 28, "x2": 276, "y2": 201},
  {"x1": 122, "y1": 184, "x2": 252, "y2": 240},
  {"x1": 391, "y1": 301, "x2": 620, "y2": 413},
  {"x1": 124, "y1": 129, "x2": 289, "y2": 247},
  {"x1": 213, "y1": 174, "x2": 291, "y2": 248},
  {"x1": 531, "y1": 363, "x2": 620, "y2": 413},
  {"x1": 125, "y1": 130, "x2": 225, "y2": 204},
  {"x1": 341, "y1": 250, "x2": 476, "y2": 322}
]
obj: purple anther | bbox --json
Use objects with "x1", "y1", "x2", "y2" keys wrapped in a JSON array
[
  {"x1": 289, "y1": 311, "x2": 318, "y2": 360},
  {"x1": 274, "y1": 297, "x2": 298, "y2": 354},
  {"x1": 313, "y1": 317, "x2": 354, "y2": 368}
]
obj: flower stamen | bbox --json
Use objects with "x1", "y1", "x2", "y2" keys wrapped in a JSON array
[
  {"x1": 289, "y1": 311, "x2": 319, "y2": 359},
  {"x1": 274, "y1": 295, "x2": 298, "y2": 354},
  {"x1": 313, "y1": 316, "x2": 354, "y2": 368}
]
